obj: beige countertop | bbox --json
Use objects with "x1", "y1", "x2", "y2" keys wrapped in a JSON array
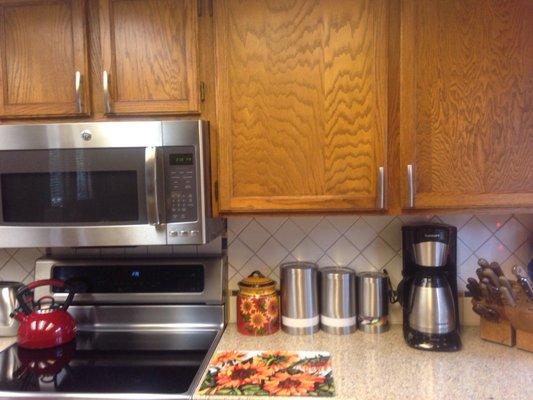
[
  {"x1": 1, "y1": 327, "x2": 531, "y2": 400},
  {"x1": 194, "y1": 324, "x2": 533, "y2": 400}
]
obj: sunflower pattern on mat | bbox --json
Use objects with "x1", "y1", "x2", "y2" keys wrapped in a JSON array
[{"x1": 198, "y1": 350, "x2": 334, "y2": 397}]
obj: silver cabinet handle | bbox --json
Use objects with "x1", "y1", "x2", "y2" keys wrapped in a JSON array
[
  {"x1": 74, "y1": 71, "x2": 82, "y2": 113},
  {"x1": 145, "y1": 147, "x2": 161, "y2": 227},
  {"x1": 406, "y1": 164, "x2": 414, "y2": 208},
  {"x1": 377, "y1": 166, "x2": 385, "y2": 209},
  {"x1": 102, "y1": 70, "x2": 111, "y2": 114}
]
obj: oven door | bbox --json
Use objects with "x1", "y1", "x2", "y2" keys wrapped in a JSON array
[{"x1": 0, "y1": 122, "x2": 166, "y2": 247}]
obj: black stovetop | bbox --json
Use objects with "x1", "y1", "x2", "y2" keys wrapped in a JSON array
[{"x1": 0, "y1": 330, "x2": 218, "y2": 396}]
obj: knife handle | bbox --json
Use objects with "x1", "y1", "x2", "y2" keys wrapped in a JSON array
[
  {"x1": 489, "y1": 262, "x2": 504, "y2": 277},
  {"x1": 476, "y1": 268, "x2": 484, "y2": 282},
  {"x1": 477, "y1": 258, "x2": 490, "y2": 269},
  {"x1": 499, "y1": 286, "x2": 517, "y2": 307},
  {"x1": 482, "y1": 268, "x2": 501, "y2": 288}
]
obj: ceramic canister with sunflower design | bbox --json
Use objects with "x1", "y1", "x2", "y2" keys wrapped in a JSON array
[{"x1": 237, "y1": 271, "x2": 280, "y2": 336}]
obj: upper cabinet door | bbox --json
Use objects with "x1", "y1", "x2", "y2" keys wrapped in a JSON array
[
  {"x1": 0, "y1": 0, "x2": 89, "y2": 118},
  {"x1": 215, "y1": 0, "x2": 389, "y2": 213},
  {"x1": 99, "y1": 0, "x2": 199, "y2": 115},
  {"x1": 400, "y1": 0, "x2": 533, "y2": 210}
]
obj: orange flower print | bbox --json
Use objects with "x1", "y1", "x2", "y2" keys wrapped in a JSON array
[
  {"x1": 211, "y1": 351, "x2": 246, "y2": 367},
  {"x1": 264, "y1": 297, "x2": 279, "y2": 320},
  {"x1": 240, "y1": 297, "x2": 256, "y2": 315},
  {"x1": 255, "y1": 351, "x2": 299, "y2": 371},
  {"x1": 215, "y1": 363, "x2": 272, "y2": 389},
  {"x1": 263, "y1": 371, "x2": 324, "y2": 396},
  {"x1": 249, "y1": 311, "x2": 268, "y2": 330},
  {"x1": 294, "y1": 356, "x2": 331, "y2": 374}
]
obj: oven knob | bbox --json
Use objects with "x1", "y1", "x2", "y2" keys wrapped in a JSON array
[
  {"x1": 179, "y1": 230, "x2": 189, "y2": 236},
  {"x1": 169, "y1": 230, "x2": 178, "y2": 237},
  {"x1": 81, "y1": 129, "x2": 92, "y2": 141},
  {"x1": 189, "y1": 230, "x2": 199, "y2": 237}
]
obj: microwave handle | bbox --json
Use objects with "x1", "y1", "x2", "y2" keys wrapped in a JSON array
[{"x1": 145, "y1": 147, "x2": 161, "y2": 227}]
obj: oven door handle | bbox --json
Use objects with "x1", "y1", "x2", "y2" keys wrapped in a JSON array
[{"x1": 145, "y1": 147, "x2": 162, "y2": 227}]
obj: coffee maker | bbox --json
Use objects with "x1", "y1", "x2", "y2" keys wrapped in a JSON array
[{"x1": 399, "y1": 224, "x2": 461, "y2": 351}]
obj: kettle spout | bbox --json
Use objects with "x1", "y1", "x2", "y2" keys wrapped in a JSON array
[{"x1": 11, "y1": 311, "x2": 27, "y2": 323}]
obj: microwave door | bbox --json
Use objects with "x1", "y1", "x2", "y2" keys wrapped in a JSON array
[{"x1": 0, "y1": 148, "x2": 166, "y2": 247}]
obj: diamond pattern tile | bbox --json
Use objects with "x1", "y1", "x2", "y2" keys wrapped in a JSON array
[
  {"x1": 326, "y1": 237, "x2": 358, "y2": 266},
  {"x1": 222, "y1": 213, "x2": 532, "y2": 298},
  {"x1": 256, "y1": 237, "x2": 289, "y2": 267},
  {"x1": 344, "y1": 218, "x2": 377, "y2": 250},
  {"x1": 4, "y1": 213, "x2": 531, "y2": 303},
  {"x1": 459, "y1": 217, "x2": 492, "y2": 251},
  {"x1": 309, "y1": 219, "x2": 340, "y2": 251},
  {"x1": 495, "y1": 217, "x2": 529, "y2": 252},
  {"x1": 239, "y1": 220, "x2": 270, "y2": 251},
  {"x1": 362, "y1": 237, "x2": 396, "y2": 268}
]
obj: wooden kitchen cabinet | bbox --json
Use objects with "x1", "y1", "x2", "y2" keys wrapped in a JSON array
[
  {"x1": 0, "y1": 0, "x2": 89, "y2": 118},
  {"x1": 400, "y1": 0, "x2": 533, "y2": 210},
  {"x1": 215, "y1": 0, "x2": 389, "y2": 212},
  {"x1": 98, "y1": 0, "x2": 200, "y2": 115}
]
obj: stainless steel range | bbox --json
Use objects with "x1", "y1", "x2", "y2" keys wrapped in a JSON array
[{"x1": 0, "y1": 256, "x2": 227, "y2": 399}]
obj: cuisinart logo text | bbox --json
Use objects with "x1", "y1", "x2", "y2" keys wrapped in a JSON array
[{"x1": 424, "y1": 233, "x2": 440, "y2": 238}]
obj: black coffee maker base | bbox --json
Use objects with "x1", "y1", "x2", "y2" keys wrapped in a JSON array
[{"x1": 404, "y1": 327, "x2": 462, "y2": 352}]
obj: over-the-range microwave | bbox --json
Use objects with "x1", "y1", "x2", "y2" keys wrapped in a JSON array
[{"x1": 0, "y1": 120, "x2": 223, "y2": 247}]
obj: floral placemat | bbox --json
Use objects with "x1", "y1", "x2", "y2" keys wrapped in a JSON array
[{"x1": 198, "y1": 350, "x2": 334, "y2": 397}]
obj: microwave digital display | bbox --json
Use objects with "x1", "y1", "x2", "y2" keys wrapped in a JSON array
[{"x1": 169, "y1": 153, "x2": 193, "y2": 166}]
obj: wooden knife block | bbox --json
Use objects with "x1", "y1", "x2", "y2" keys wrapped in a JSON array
[{"x1": 480, "y1": 318, "x2": 515, "y2": 347}]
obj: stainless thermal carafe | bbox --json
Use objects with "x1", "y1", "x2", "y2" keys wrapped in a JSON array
[
  {"x1": 280, "y1": 262, "x2": 319, "y2": 335},
  {"x1": 0, "y1": 281, "x2": 23, "y2": 336},
  {"x1": 408, "y1": 274, "x2": 456, "y2": 334},
  {"x1": 320, "y1": 267, "x2": 356, "y2": 335},
  {"x1": 357, "y1": 272, "x2": 389, "y2": 333}
]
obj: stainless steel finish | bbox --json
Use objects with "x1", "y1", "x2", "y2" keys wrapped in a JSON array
[
  {"x1": 74, "y1": 70, "x2": 82, "y2": 113},
  {"x1": 145, "y1": 146, "x2": 162, "y2": 227},
  {"x1": 408, "y1": 276, "x2": 456, "y2": 335},
  {"x1": 413, "y1": 241, "x2": 449, "y2": 267},
  {"x1": 357, "y1": 272, "x2": 389, "y2": 333},
  {"x1": 34, "y1": 257, "x2": 226, "y2": 305},
  {"x1": 280, "y1": 262, "x2": 319, "y2": 335},
  {"x1": 406, "y1": 164, "x2": 414, "y2": 208},
  {"x1": 0, "y1": 256, "x2": 227, "y2": 400},
  {"x1": 0, "y1": 346, "x2": 19, "y2": 384},
  {"x1": 0, "y1": 121, "x2": 162, "y2": 150},
  {"x1": 163, "y1": 121, "x2": 223, "y2": 245},
  {"x1": 102, "y1": 70, "x2": 111, "y2": 114},
  {"x1": 0, "y1": 120, "x2": 223, "y2": 247},
  {"x1": 377, "y1": 166, "x2": 385, "y2": 209},
  {"x1": 0, "y1": 282, "x2": 23, "y2": 336},
  {"x1": 320, "y1": 267, "x2": 356, "y2": 335}
]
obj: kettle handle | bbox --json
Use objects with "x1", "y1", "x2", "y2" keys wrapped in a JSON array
[{"x1": 16, "y1": 279, "x2": 75, "y2": 314}]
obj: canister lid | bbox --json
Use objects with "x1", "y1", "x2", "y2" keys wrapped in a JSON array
[
  {"x1": 238, "y1": 271, "x2": 276, "y2": 294},
  {"x1": 320, "y1": 266, "x2": 354, "y2": 276}
]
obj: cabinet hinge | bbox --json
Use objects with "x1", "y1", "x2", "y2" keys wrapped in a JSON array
[
  {"x1": 199, "y1": 81, "x2": 206, "y2": 102},
  {"x1": 214, "y1": 180, "x2": 219, "y2": 202}
]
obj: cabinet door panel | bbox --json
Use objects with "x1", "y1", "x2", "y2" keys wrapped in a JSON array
[
  {"x1": 0, "y1": 0, "x2": 89, "y2": 117},
  {"x1": 216, "y1": 0, "x2": 388, "y2": 212},
  {"x1": 401, "y1": 0, "x2": 533, "y2": 209},
  {"x1": 99, "y1": 0, "x2": 199, "y2": 115}
]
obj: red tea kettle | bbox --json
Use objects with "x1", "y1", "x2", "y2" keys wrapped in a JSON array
[{"x1": 11, "y1": 279, "x2": 76, "y2": 349}]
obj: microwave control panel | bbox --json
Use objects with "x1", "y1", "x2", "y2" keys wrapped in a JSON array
[{"x1": 165, "y1": 147, "x2": 198, "y2": 223}]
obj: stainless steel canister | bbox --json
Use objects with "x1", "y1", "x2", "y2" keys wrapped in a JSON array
[
  {"x1": 0, "y1": 281, "x2": 23, "y2": 336},
  {"x1": 320, "y1": 267, "x2": 356, "y2": 335},
  {"x1": 280, "y1": 262, "x2": 319, "y2": 335},
  {"x1": 357, "y1": 272, "x2": 389, "y2": 333}
]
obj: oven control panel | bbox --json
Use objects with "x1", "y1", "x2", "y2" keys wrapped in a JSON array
[{"x1": 165, "y1": 147, "x2": 197, "y2": 223}]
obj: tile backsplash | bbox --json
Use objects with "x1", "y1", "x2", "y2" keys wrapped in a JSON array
[{"x1": 227, "y1": 214, "x2": 532, "y2": 292}]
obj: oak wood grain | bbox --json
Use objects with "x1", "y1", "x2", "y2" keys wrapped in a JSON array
[
  {"x1": 99, "y1": 0, "x2": 199, "y2": 115},
  {"x1": 0, "y1": 0, "x2": 89, "y2": 118},
  {"x1": 216, "y1": 0, "x2": 389, "y2": 212},
  {"x1": 401, "y1": 0, "x2": 533, "y2": 209}
]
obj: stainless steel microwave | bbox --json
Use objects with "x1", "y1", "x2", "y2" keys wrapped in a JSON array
[{"x1": 0, "y1": 120, "x2": 223, "y2": 247}]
